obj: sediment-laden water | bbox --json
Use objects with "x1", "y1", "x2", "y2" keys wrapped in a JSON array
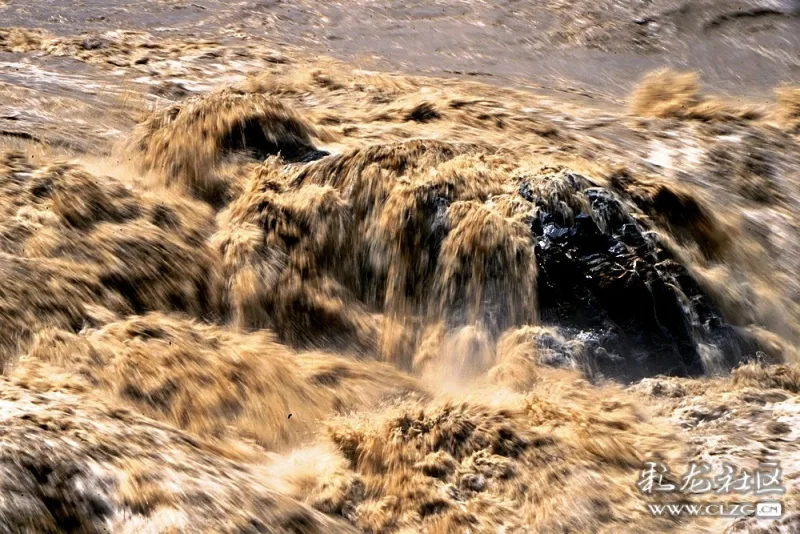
[{"x1": 0, "y1": 1, "x2": 799, "y2": 532}]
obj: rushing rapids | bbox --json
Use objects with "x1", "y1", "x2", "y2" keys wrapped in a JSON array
[{"x1": 0, "y1": 3, "x2": 799, "y2": 532}]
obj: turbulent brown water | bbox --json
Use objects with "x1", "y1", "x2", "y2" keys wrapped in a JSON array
[{"x1": 0, "y1": 1, "x2": 799, "y2": 533}]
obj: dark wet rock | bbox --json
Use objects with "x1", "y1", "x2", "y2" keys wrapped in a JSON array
[
  {"x1": 460, "y1": 474, "x2": 486, "y2": 492},
  {"x1": 533, "y1": 328, "x2": 587, "y2": 368},
  {"x1": 507, "y1": 325, "x2": 624, "y2": 378},
  {"x1": 405, "y1": 102, "x2": 441, "y2": 123},
  {"x1": 294, "y1": 148, "x2": 331, "y2": 164},
  {"x1": 79, "y1": 37, "x2": 109, "y2": 51},
  {"x1": 524, "y1": 172, "x2": 759, "y2": 382},
  {"x1": 629, "y1": 377, "x2": 687, "y2": 398},
  {"x1": 609, "y1": 170, "x2": 728, "y2": 259}
]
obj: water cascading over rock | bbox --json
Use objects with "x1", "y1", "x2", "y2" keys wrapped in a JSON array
[{"x1": 209, "y1": 136, "x2": 761, "y2": 382}]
